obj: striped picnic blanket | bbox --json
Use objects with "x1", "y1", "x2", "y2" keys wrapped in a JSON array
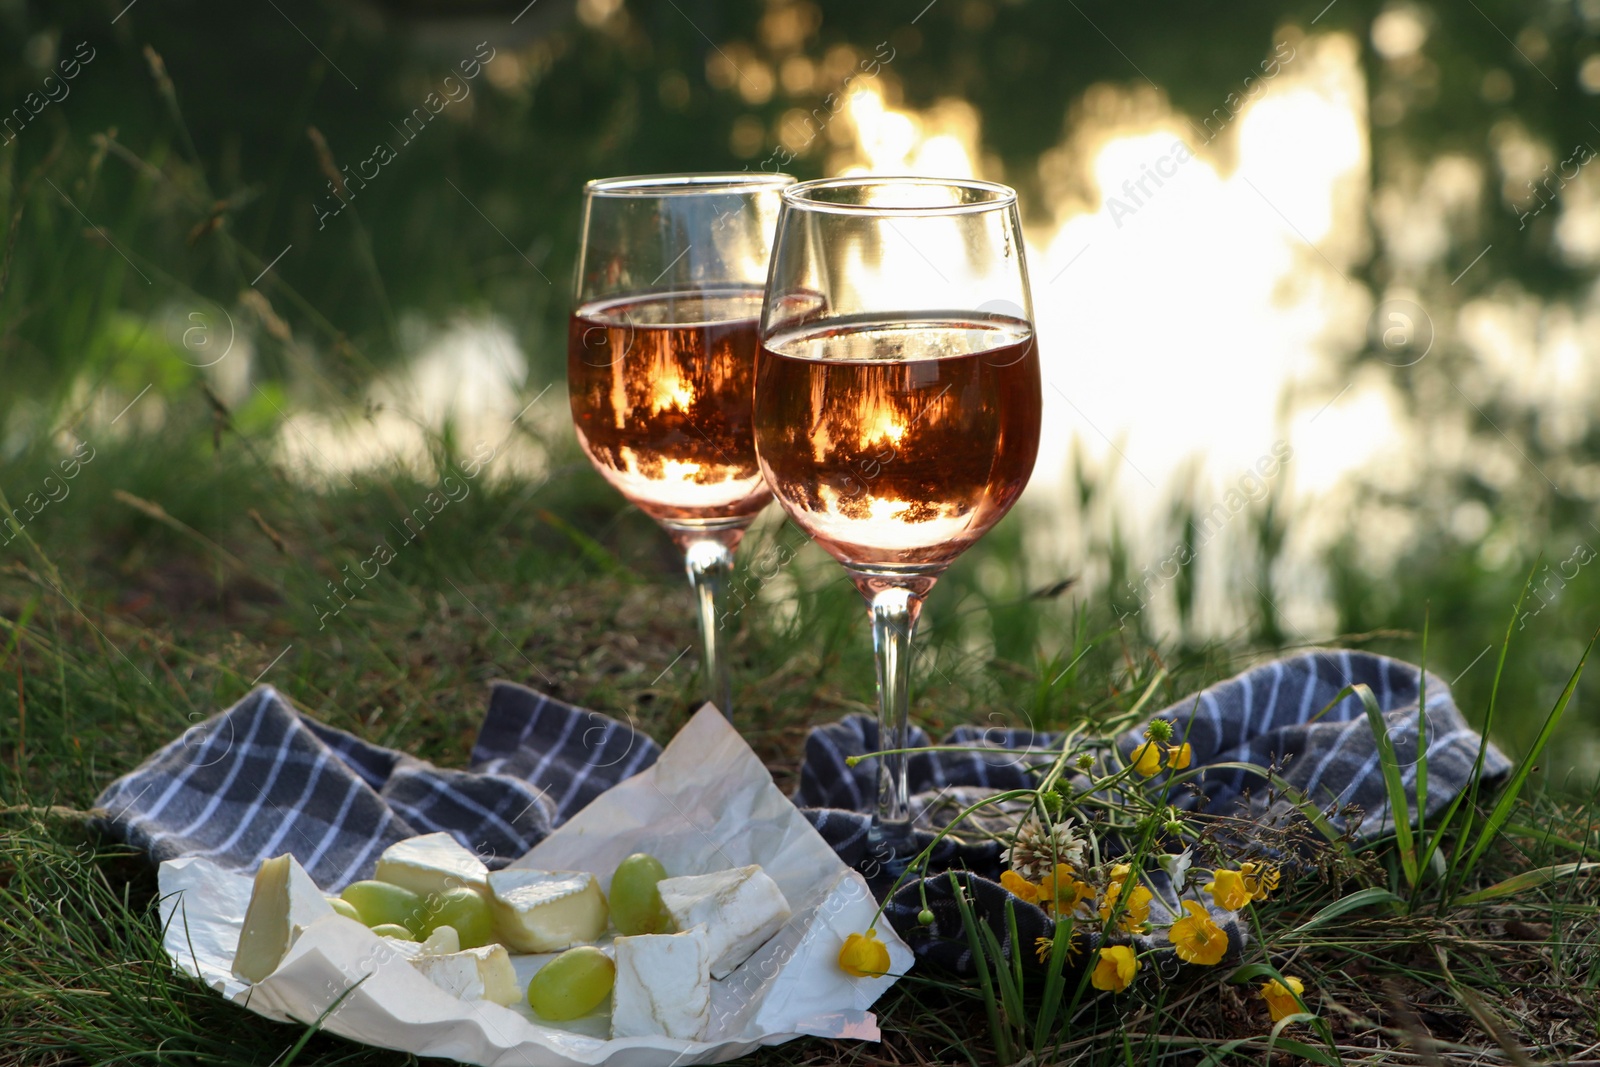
[{"x1": 95, "y1": 649, "x2": 1507, "y2": 970}]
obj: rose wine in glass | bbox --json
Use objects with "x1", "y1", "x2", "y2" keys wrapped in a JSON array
[
  {"x1": 568, "y1": 288, "x2": 770, "y2": 523},
  {"x1": 569, "y1": 174, "x2": 793, "y2": 719},
  {"x1": 753, "y1": 178, "x2": 1042, "y2": 862}
]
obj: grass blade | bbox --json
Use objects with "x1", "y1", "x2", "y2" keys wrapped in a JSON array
[
  {"x1": 1271, "y1": 1036, "x2": 1341, "y2": 1067},
  {"x1": 948, "y1": 872, "x2": 1012, "y2": 1065},
  {"x1": 1501, "y1": 821, "x2": 1596, "y2": 856},
  {"x1": 1004, "y1": 897, "x2": 1024, "y2": 1020},
  {"x1": 1357, "y1": 682, "x2": 1418, "y2": 886},
  {"x1": 0, "y1": 595, "x2": 40, "y2": 672},
  {"x1": 1414, "y1": 777, "x2": 1471, "y2": 886},
  {"x1": 1416, "y1": 609, "x2": 1429, "y2": 851},
  {"x1": 1290, "y1": 887, "x2": 1405, "y2": 934},
  {"x1": 978, "y1": 908, "x2": 1024, "y2": 1052},
  {"x1": 1465, "y1": 625, "x2": 1598, "y2": 872},
  {"x1": 1455, "y1": 861, "x2": 1600, "y2": 904},
  {"x1": 536, "y1": 508, "x2": 636, "y2": 580},
  {"x1": 279, "y1": 974, "x2": 371, "y2": 1067},
  {"x1": 1195, "y1": 1037, "x2": 1253, "y2": 1067},
  {"x1": 1032, "y1": 915, "x2": 1075, "y2": 1055},
  {"x1": 1445, "y1": 564, "x2": 1536, "y2": 899}
]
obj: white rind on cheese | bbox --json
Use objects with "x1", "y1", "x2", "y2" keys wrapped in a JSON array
[
  {"x1": 487, "y1": 868, "x2": 608, "y2": 953},
  {"x1": 386, "y1": 923, "x2": 461, "y2": 960},
  {"x1": 657, "y1": 865, "x2": 791, "y2": 979},
  {"x1": 408, "y1": 944, "x2": 520, "y2": 1006},
  {"x1": 374, "y1": 832, "x2": 489, "y2": 900},
  {"x1": 611, "y1": 926, "x2": 712, "y2": 1040},
  {"x1": 232, "y1": 854, "x2": 336, "y2": 983}
]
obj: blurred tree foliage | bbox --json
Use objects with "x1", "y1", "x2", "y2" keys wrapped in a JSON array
[
  {"x1": 2, "y1": 0, "x2": 1597, "y2": 752},
  {"x1": 3, "y1": 0, "x2": 1590, "y2": 379}
]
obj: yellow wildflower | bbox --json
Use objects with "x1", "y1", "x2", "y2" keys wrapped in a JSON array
[
  {"x1": 1259, "y1": 975, "x2": 1308, "y2": 1022},
  {"x1": 999, "y1": 869, "x2": 1040, "y2": 904},
  {"x1": 1038, "y1": 864, "x2": 1095, "y2": 916},
  {"x1": 1108, "y1": 863, "x2": 1131, "y2": 886},
  {"x1": 1204, "y1": 868, "x2": 1254, "y2": 912},
  {"x1": 837, "y1": 929, "x2": 890, "y2": 978},
  {"x1": 1166, "y1": 742, "x2": 1192, "y2": 770},
  {"x1": 1090, "y1": 944, "x2": 1140, "y2": 992},
  {"x1": 1241, "y1": 861, "x2": 1280, "y2": 902},
  {"x1": 1130, "y1": 741, "x2": 1163, "y2": 777},
  {"x1": 1099, "y1": 880, "x2": 1153, "y2": 933},
  {"x1": 1167, "y1": 900, "x2": 1227, "y2": 965},
  {"x1": 1035, "y1": 936, "x2": 1054, "y2": 964}
]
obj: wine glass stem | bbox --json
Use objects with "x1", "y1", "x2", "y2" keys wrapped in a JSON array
[
  {"x1": 870, "y1": 586, "x2": 920, "y2": 848},
  {"x1": 684, "y1": 539, "x2": 735, "y2": 720}
]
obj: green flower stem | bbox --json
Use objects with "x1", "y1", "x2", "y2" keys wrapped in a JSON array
[
  {"x1": 844, "y1": 744, "x2": 1066, "y2": 766},
  {"x1": 1035, "y1": 726, "x2": 1091, "y2": 797},
  {"x1": 848, "y1": 668, "x2": 1190, "y2": 944},
  {"x1": 1062, "y1": 763, "x2": 1142, "y2": 808},
  {"x1": 861, "y1": 787, "x2": 1037, "y2": 931}
]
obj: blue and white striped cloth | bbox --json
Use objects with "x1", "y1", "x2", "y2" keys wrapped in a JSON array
[
  {"x1": 94, "y1": 650, "x2": 1507, "y2": 970},
  {"x1": 798, "y1": 648, "x2": 1507, "y2": 854},
  {"x1": 94, "y1": 681, "x2": 658, "y2": 889}
]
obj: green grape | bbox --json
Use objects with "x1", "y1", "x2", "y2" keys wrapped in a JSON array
[
  {"x1": 422, "y1": 886, "x2": 495, "y2": 949},
  {"x1": 609, "y1": 853, "x2": 671, "y2": 936},
  {"x1": 327, "y1": 896, "x2": 363, "y2": 922},
  {"x1": 527, "y1": 946, "x2": 615, "y2": 1021},
  {"x1": 370, "y1": 922, "x2": 415, "y2": 940},
  {"x1": 340, "y1": 880, "x2": 428, "y2": 935}
]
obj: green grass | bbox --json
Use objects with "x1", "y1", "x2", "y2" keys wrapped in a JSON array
[
  {"x1": 5, "y1": 11, "x2": 1600, "y2": 1062},
  {"x1": 2, "y1": 412, "x2": 1599, "y2": 1066}
]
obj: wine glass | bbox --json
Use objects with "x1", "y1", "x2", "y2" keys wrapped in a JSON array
[
  {"x1": 753, "y1": 176, "x2": 1042, "y2": 861},
  {"x1": 569, "y1": 173, "x2": 794, "y2": 719}
]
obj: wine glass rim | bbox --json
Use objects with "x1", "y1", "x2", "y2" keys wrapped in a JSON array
[
  {"x1": 781, "y1": 175, "x2": 1018, "y2": 215},
  {"x1": 584, "y1": 172, "x2": 797, "y2": 197}
]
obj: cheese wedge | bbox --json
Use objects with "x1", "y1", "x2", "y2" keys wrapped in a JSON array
[
  {"x1": 232, "y1": 854, "x2": 336, "y2": 983},
  {"x1": 611, "y1": 926, "x2": 712, "y2": 1040},
  {"x1": 487, "y1": 868, "x2": 607, "y2": 953},
  {"x1": 657, "y1": 865, "x2": 791, "y2": 979},
  {"x1": 374, "y1": 832, "x2": 489, "y2": 899},
  {"x1": 409, "y1": 944, "x2": 520, "y2": 1005},
  {"x1": 386, "y1": 923, "x2": 461, "y2": 960}
]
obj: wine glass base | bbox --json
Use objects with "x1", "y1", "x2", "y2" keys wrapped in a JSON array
[{"x1": 865, "y1": 818, "x2": 917, "y2": 880}]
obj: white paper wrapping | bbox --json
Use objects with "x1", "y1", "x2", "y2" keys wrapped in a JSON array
[{"x1": 157, "y1": 706, "x2": 912, "y2": 1066}]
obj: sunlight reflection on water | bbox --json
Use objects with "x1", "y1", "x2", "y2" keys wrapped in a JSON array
[
  {"x1": 274, "y1": 316, "x2": 549, "y2": 487},
  {"x1": 834, "y1": 30, "x2": 1389, "y2": 637},
  {"x1": 813, "y1": 24, "x2": 1600, "y2": 643}
]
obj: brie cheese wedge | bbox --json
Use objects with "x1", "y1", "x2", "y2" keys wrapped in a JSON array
[
  {"x1": 611, "y1": 926, "x2": 712, "y2": 1040},
  {"x1": 408, "y1": 944, "x2": 520, "y2": 1006},
  {"x1": 374, "y1": 832, "x2": 489, "y2": 899},
  {"x1": 232, "y1": 854, "x2": 336, "y2": 983},
  {"x1": 487, "y1": 868, "x2": 608, "y2": 953},
  {"x1": 657, "y1": 865, "x2": 791, "y2": 979},
  {"x1": 386, "y1": 923, "x2": 461, "y2": 960}
]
